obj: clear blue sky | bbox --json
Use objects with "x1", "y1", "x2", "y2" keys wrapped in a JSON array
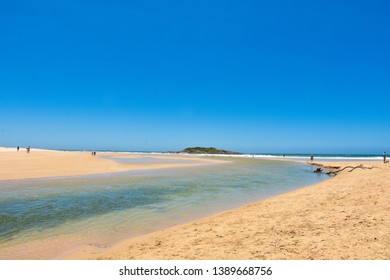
[{"x1": 1, "y1": 0, "x2": 389, "y2": 153}]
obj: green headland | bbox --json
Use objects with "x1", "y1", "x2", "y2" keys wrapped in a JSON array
[{"x1": 180, "y1": 147, "x2": 241, "y2": 155}]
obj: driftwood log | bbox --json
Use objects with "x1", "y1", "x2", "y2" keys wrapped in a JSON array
[{"x1": 309, "y1": 163, "x2": 374, "y2": 176}]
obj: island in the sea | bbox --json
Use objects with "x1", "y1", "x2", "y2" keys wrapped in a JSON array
[{"x1": 179, "y1": 147, "x2": 241, "y2": 155}]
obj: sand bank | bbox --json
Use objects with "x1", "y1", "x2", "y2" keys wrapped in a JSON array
[
  {"x1": 0, "y1": 148, "x2": 227, "y2": 181},
  {"x1": 65, "y1": 161, "x2": 390, "y2": 260}
]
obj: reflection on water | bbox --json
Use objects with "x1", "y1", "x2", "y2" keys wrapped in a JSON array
[
  {"x1": 0, "y1": 157, "x2": 328, "y2": 254},
  {"x1": 102, "y1": 156, "x2": 200, "y2": 164}
]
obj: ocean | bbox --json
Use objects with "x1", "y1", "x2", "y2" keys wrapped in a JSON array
[{"x1": 0, "y1": 155, "x2": 345, "y2": 258}]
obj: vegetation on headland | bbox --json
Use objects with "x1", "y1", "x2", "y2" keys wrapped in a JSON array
[{"x1": 180, "y1": 147, "x2": 241, "y2": 155}]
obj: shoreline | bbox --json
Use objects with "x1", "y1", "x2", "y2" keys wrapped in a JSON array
[
  {"x1": 64, "y1": 161, "x2": 389, "y2": 260},
  {"x1": 1, "y1": 148, "x2": 389, "y2": 259}
]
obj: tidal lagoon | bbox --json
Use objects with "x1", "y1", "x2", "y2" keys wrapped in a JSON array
[{"x1": 0, "y1": 155, "x2": 327, "y2": 259}]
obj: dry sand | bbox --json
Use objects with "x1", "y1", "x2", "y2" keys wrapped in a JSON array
[
  {"x1": 1, "y1": 148, "x2": 389, "y2": 260},
  {"x1": 0, "y1": 147, "x2": 226, "y2": 180},
  {"x1": 65, "y1": 161, "x2": 390, "y2": 260}
]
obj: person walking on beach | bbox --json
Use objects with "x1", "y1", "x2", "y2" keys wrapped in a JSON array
[
  {"x1": 27, "y1": 146, "x2": 30, "y2": 153},
  {"x1": 310, "y1": 154, "x2": 314, "y2": 162},
  {"x1": 384, "y1": 152, "x2": 387, "y2": 163},
  {"x1": 17, "y1": 146, "x2": 19, "y2": 151}
]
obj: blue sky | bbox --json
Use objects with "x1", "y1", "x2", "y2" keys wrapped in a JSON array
[{"x1": 0, "y1": 0, "x2": 389, "y2": 153}]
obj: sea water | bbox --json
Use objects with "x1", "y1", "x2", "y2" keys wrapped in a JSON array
[{"x1": 0, "y1": 157, "x2": 328, "y2": 258}]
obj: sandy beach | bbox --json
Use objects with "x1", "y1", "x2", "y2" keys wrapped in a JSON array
[
  {"x1": 64, "y1": 161, "x2": 390, "y2": 260},
  {"x1": 0, "y1": 147, "x2": 226, "y2": 180},
  {"x1": 1, "y1": 148, "x2": 389, "y2": 260}
]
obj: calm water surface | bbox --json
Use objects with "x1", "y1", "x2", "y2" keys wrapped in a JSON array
[{"x1": 0, "y1": 157, "x2": 328, "y2": 255}]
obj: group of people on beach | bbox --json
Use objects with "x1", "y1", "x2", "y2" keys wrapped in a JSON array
[
  {"x1": 17, "y1": 146, "x2": 30, "y2": 153},
  {"x1": 16, "y1": 146, "x2": 99, "y2": 156}
]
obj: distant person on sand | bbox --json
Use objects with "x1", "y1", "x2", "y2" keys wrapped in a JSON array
[
  {"x1": 384, "y1": 152, "x2": 387, "y2": 163},
  {"x1": 310, "y1": 154, "x2": 314, "y2": 162},
  {"x1": 27, "y1": 146, "x2": 30, "y2": 153},
  {"x1": 17, "y1": 146, "x2": 19, "y2": 151}
]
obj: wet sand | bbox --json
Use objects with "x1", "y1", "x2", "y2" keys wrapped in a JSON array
[
  {"x1": 0, "y1": 148, "x2": 227, "y2": 181},
  {"x1": 65, "y1": 161, "x2": 390, "y2": 260}
]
